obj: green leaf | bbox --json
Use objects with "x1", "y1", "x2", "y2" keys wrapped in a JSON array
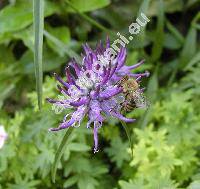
[
  {"x1": 0, "y1": 1, "x2": 33, "y2": 34},
  {"x1": 43, "y1": 30, "x2": 81, "y2": 63},
  {"x1": 65, "y1": 0, "x2": 112, "y2": 35},
  {"x1": 184, "y1": 52, "x2": 200, "y2": 70},
  {"x1": 166, "y1": 20, "x2": 184, "y2": 44},
  {"x1": 179, "y1": 27, "x2": 197, "y2": 69},
  {"x1": 66, "y1": 0, "x2": 110, "y2": 13},
  {"x1": 138, "y1": 68, "x2": 158, "y2": 128},
  {"x1": 68, "y1": 142, "x2": 90, "y2": 152},
  {"x1": 45, "y1": 25, "x2": 71, "y2": 56},
  {"x1": 52, "y1": 127, "x2": 74, "y2": 183},
  {"x1": 19, "y1": 47, "x2": 66, "y2": 73},
  {"x1": 151, "y1": 0, "x2": 165, "y2": 62},
  {"x1": 33, "y1": 0, "x2": 44, "y2": 110},
  {"x1": 77, "y1": 174, "x2": 99, "y2": 189},
  {"x1": 0, "y1": 0, "x2": 58, "y2": 34},
  {"x1": 119, "y1": 179, "x2": 145, "y2": 189},
  {"x1": 105, "y1": 137, "x2": 129, "y2": 168},
  {"x1": 134, "y1": 0, "x2": 151, "y2": 47},
  {"x1": 7, "y1": 180, "x2": 40, "y2": 189},
  {"x1": 63, "y1": 176, "x2": 78, "y2": 188},
  {"x1": 13, "y1": 26, "x2": 34, "y2": 51},
  {"x1": 146, "y1": 68, "x2": 158, "y2": 103},
  {"x1": 163, "y1": 33, "x2": 182, "y2": 50},
  {"x1": 148, "y1": 0, "x2": 183, "y2": 15}
]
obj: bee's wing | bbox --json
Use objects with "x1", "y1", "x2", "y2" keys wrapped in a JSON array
[
  {"x1": 115, "y1": 95, "x2": 125, "y2": 103},
  {"x1": 133, "y1": 90, "x2": 149, "y2": 108}
]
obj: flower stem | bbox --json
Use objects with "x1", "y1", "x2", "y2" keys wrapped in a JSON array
[
  {"x1": 120, "y1": 120, "x2": 134, "y2": 159},
  {"x1": 52, "y1": 127, "x2": 74, "y2": 183}
]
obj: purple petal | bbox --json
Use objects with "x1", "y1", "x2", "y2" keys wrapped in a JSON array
[
  {"x1": 99, "y1": 87, "x2": 122, "y2": 100},
  {"x1": 127, "y1": 60, "x2": 145, "y2": 70},
  {"x1": 53, "y1": 73, "x2": 70, "y2": 89},
  {"x1": 136, "y1": 76, "x2": 142, "y2": 82},
  {"x1": 46, "y1": 98, "x2": 67, "y2": 104},
  {"x1": 70, "y1": 97, "x2": 89, "y2": 107},
  {"x1": 109, "y1": 59, "x2": 119, "y2": 79},
  {"x1": 93, "y1": 122, "x2": 100, "y2": 153},
  {"x1": 49, "y1": 118, "x2": 75, "y2": 131},
  {"x1": 87, "y1": 120, "x2": 92, "y2": 129},
  {"x1": 69, "y1": 59, "x2": 81, "y2": 77},
  {"x1": 101, "y1": 62, "x2": 112, "y2": 85},
  {"x1": 83, "y1": 43, "x2": 92, "y2": 55},
  {"x1": 88, "y1": 100, "x2": 103, "y2": 122},
  {"x1": 129, "y1": 71, "x2": 150, "y2": 78},
  {"x1": 65, "y1": 66, "x2": 76, "y2": 85},
  {"x1": 91, "y1": 85, "x2": 101, "y2": 99},
  {"x1": 84, "y1": 53, "x2": 94, "y2": 70},
  {"x1": 96, "y1": 40, "x2": 104, "y2": 54},
  {"x1": 111, "y1": 111, "x2": 136, "y2": 123},
  {"x1": 116, "y1": 47, "x2": 127, "y2": 70},
  {"x1": 106, "y1": 36, "x2": 110, "y2": 49},
  {"x1": 57, "y1": 84, "x2": 69, "y2": 96}
]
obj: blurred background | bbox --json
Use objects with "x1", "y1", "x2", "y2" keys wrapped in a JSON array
[{"x1": 0, "y1": 0, "x2": 200, "y2": 188}]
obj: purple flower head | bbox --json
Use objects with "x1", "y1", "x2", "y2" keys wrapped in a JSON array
[{"x1": 47, "y1": 38, "x2": 149, "y2": 153}]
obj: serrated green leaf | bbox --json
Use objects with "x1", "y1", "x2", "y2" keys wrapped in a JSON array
[
  {"x1": 119, "y1": 179, "x2": 145, "y2": 189},
  {"x1": 105, "y1": 137, "x2": 129, "y2": 168},
  {"x1": 63, "y1": 176, "x2": 78, "y2": 188}
]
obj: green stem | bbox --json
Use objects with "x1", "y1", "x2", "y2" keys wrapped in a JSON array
[
  {"x1": 120, "y1": 120, "x2": 134, "y2": 159},
  {"x1": 33, "y1": 0, "x2": 44, "y2": 110},
  {"x1": 52, "y1": 127, "x2": 74, "y2": 183}
]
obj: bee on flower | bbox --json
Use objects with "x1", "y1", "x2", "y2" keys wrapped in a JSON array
[{"x1": 46, "y1": 37, "x2": 149, "y2": 153}]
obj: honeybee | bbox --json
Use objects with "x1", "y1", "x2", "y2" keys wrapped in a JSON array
[{"x1": 116, "y1": 75, "x2": 148, "y2": 112}]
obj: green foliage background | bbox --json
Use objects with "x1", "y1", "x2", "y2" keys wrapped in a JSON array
[{"x1": 0, "y1": 0, "x2": 200, "y2": 188}]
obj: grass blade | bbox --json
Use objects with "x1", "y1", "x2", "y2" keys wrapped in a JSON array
[
  {"x1": 151, "y1": 0, "x2": 164, "y2": 62},
  {"x1": 52, "y1": 127, "x2": 74, "y2": 183},
  {"x1": 166, "y1": 20, "x2": 184, "y2": 44},
  {"x1": 33, "y1": 0, "x2": 44, "y2": 110},
  {"x1": 184, "y1": 52, "x2": 200, "y2": 71},
  {"x1": 179, "y1": 27, "x2": 197, "y2": 69}
]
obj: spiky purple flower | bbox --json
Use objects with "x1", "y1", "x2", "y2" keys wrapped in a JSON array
[{"x1": 47, "y1": 38, "x2": 149, "y2": 153}]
